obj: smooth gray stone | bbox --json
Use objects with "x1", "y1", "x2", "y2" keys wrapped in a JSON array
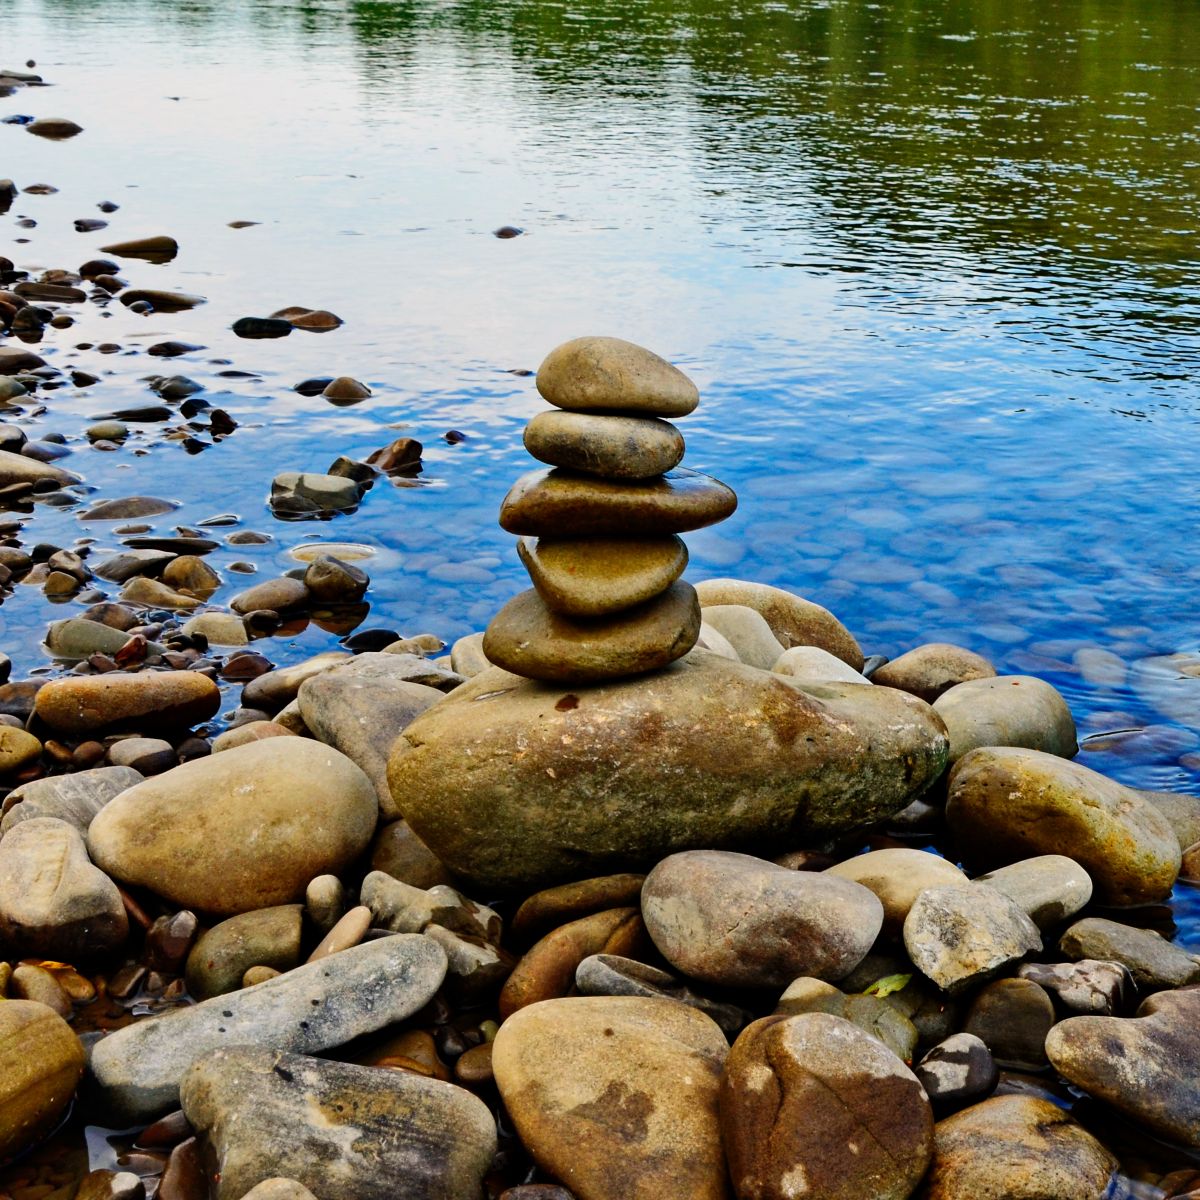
[
  {"x1": 89, "y1": 935, "x2": 447, "y2": 1120},
  {"x1": 0, "y1": 766, "x2": 142, "y2": 838},
  {"x1": 1018, "y1": 959, "x2": 1134, "y2": 1016},
  {"x1": 574, "y1": 953, "x2": 749, "y2": 1036},
  {"x1": 181, "y1": 1045, "x2": 496, "y2": 1200},
  {"x1": 45, "y1": 617, "x2": 161, "y2": 661},
  {"x1": 1058, "y1": 917, "x2": 1200, "y2": 991},
  {"x1": 94, "y1": 548, "x2": 176, "y2": 583},
  {"x1": 914, "y1": 1032, "x2": 998, "y2": 1106},
  {"x1": 975, "y1": 855, "x2": 1093, "y2": 929}
]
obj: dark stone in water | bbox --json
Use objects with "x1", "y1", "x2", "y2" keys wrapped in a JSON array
[
  {"x1": 232, "y1": 316, "x2": 292, "y2": 340},
  {"x1": 110, "y1": 405, "x2": 173, "y2": 422},
  {"x1": 294, "y1": 377, "x2": 334, "y2": 396},
  {"x1": 343, "y1": 628, "x2": 401, "y2": 653},
  {"x1": 494, "y1": 225, "x2": 524, "y2": 238},
  {"x1": 124, "y1": 536, "x2": 219, "y2": 554},
  {"x1": 148, "y1": 341, "x2": 204, "y2": 358},
  {"x1": 74, "y1": 218, "x2": 107, "y2": 232}
]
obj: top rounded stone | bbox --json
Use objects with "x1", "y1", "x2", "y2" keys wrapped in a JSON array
[{"x1": 536, "y1": 336, "x2": 699, "y2": 418}]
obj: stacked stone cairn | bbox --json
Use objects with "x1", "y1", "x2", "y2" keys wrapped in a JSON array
[{"x1": 483, "y1": 336, "x2": 737, "y2": 682}]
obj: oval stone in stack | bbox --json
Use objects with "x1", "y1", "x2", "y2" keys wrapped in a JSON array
[
  {"x1": 524, "y1": 411, "x2": 685, "y2": 480},
  {"x1": 498, "y1": 466, "x2": 735, "y2": 538}
]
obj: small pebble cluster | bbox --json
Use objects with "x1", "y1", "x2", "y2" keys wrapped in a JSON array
[{"x1": 483, "y1": 336, "x2": 736, "y2": 683}]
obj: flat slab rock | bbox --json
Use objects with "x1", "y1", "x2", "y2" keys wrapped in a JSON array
[
  {"x1": 181, "y1": 1045, "x2": 495, "y2": 1200},
  {"x1": 89, "y1": 934, "x2": 447, "y2": 1121}
]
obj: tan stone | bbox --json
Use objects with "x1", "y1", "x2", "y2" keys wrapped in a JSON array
[
  {"x1": 947, "y1": 747, "x2": 1180, "y2": 905},
  {"x1": 0, "y1": 1000, "x2": 86, "y2": 1162},
  {"x1": 483, "y1": 582, "x2": 701, "y2": 682},
  {"x1": 0, "y1": 725, "x2": 41, "y2": 773},
  {"x1": 87, "y1": 739, "x2": 377, "y2": 915},
  {"x1": 920, "y1": 1095, "x2": 1117, "y2": 1199},
  {"x1": 721, "y1": 1013, "x2": 932, "y2": 1200},
  {"x1": 696, "y1": 603, "x2": 784, "y2": 669},
  {"x1": 34, "y1": 670, "x2": 220, "y2": 735},
  {"x1": 499, "y1": 467, "x2": 736, "y2": 537},
  {"x1": 933, "y1": 675, "x2": 1077, "y2": 762},
  {"x1": 774, "y1": 978, "x2": 918, "y2": 1062},
  {"x1": 185, "y1": 905, "x2": 304, "y2": 998},
  {"x1": 120, "y1": 576, "x2": 202, "y2": 610},
  {"x1": 773, "y1": 645, "x2": 867, "y2": 684},
  {"x1": 694, "y1": 578, "x2": 864, "y2": 670},
  {"x1": 211, "y1": 720, "x2": 295, "y2": 752},
  {"x1": 492, "y1": 997, "x2": 729, "y2": 1200},
  {"x1": 536, "y1": 336, "x2": 699, "y2": 417},
  {"x1": 523, "y1": 410, "x2": 685, "y2": 479},
  {"x1": 370, "y1": 819, "x2": 455, "y2": 889},
  {"x1": 162, "y1": 555, "x2": 221, "y2": 598},
  {"x1": 0, "y1": 817, "x2": 128, "y2": 958},
  {"x1": 390, "y1": 651, "x2": 948, "y2": 892},
  {"x1": 872, "y1": 643, "x2": 996, "y2": 703},
  {"x1": 518, "y1": 535, "x2": 687, "y2": 617},
  {"x1": 825, "y1": 848, "x2": 967, "y2": 935}
]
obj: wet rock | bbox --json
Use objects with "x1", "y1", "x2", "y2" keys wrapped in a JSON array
[
  {"x1": 448, "y1": 632, "x2": 490, "y2": 676},
  {"x1": 694, "y1": 603, "x2": 784, "y2": 669},
  {"x1": 642, "y1": 849, "x2": 882, "y2": 988},
  {"x1": 239, "y1": 1183, "x2": 316, "y2": 1200},
  {"x1": 774, "y1": 977, "x2": 918, "y2": 1062},
  {"x1": 947, "y1": 747, "x2": 1181, "y2": 905},
  {"x1": 0, "y1": 346, "x2": 45, "y2": 374},
  {"x1": 974, "y1": 855, "x2": 1093, "y2": 928},
  {"x1": 162, "y1": 555, "x2": 221, "y2": 598},
  {"x1": 87, "y1": 738, "x2": 377, "y2": 915},
  {"x1": 365, "y1": 436, "x2": 422, "y2": 473},
  {"x1": 390, "y1": 652, "x2": 948, "y2": 892},
  {"x1": 120, "y1": 576, "x2": 203, "y2": 610},
  {"x1": 1017, "y1": 959, "x2": 1133, "y2": 1016},
  {"x1": 360, "y1": 871, "x2": 499, "y2": 943},
  {"x1": 298, "y1": 666, "x2": 443, "y2": 815},
  {"x1": 75, "y1": 1170, "x2": 146, "y2": 1200},
  {"x1": 493, "y1": 996, "x2": 729, "y2": 1200},
  {"x1": 903, "y1": 883, "x2": 1041, "y2": 995},
  {"x1": 120, "y1": 289, "x2": 206, "y2": 312},
  {"x1": 182, "y1": 612, "x2": 248, "y2": 646},
  {"x1": 27, "y1": 116, "x2": 83, "y2": 138},
  {"x1": 871, "y1": 644, "x2": 997, "y2": 702},
  {"x1": 270, "y1": 471, "x2": 362, "y2": 514},
  {"x1": 303, "y1": 554, "x2": 368, "y2": 602},
  {"x1": 933, "y1": 675, "x2": 1077, "y2": 762},
  {"x1": 1058, "y1": 917, "x2": 1200, "y2": 990},
  {"x1": 0, "y1": 1000, "x2": 86, "y2": 1161},
  {"x1": 0, "y1": 765, "x2": 141, "y2": 836},
  {"x1": 694, "y1": 578, "x2": 864, "y2": 669},
  {"x1": 962, "y1": 977, "x2": 1054, "y2": 1070},
  {"x1": 1046, "y1": 987, "x2": 1200, "y2": 1147},
  {"x1": 1141, "y1": 789, "x2": 1200, "y2": 853},
  {"x1": 100, "y1": 235, "x2": 179, "y2": 262},
  {"x1": 0, "y1": 816, "x2": 127, "y2": 957},
  {"x1": 824, "y1": 847, "x2": 967, "y2": 936},
  {"x1": 93, "y1": 547, "x2": 177, "y2": 582},
  {"x1": 517, "y1": 535, "x2": 687, "y2": 617},
  {"x1": 34, "y1": 671, "x2": 219, "y2": 735},
  {"x1": 148, "y1": 341, "x2": 205, "y2": 358},
  {"x1": 914, "y1": 1033, "x2": 998, "y2": 1108},
  {"x1": 184, "y1": 905, "x2": 303, "y2": 998},
  {"x1": 231, "y1": 576, "x2": 309, "y2": 614},
  {"x1": 483, "y1": 582, "x2": 701, "y2": 683},
  {"x1": 232, "y1": 316, "x2": 292, "y2": 339},
  {"x1": 0, "y1": 447, "x2": 78, "y2": 487},
  {"x1": 181, "y1": 1044, "x2": 495, "y2": 1200},
  {"x1": 536, "y1": 336, "x2": 699, "y2": 417},
  {"x1": 92, "y1": 934, "x2": 448, "y2": 1121},
  {"x1": 270, "y1": 306, "x2": 342, "y2": 331},
  {"x1": 523, "y1": 410, "x2": 685, "y2": 479},
  {"x1": 920, "y1": 1095, "x2": 1116, "y2": 1199},
  {"x1": 721, "y1": 1013, "x2": 933, "y2": 1200},
  {"x1": 321, "y1": 376, "x2": 370, "y2": 402}
]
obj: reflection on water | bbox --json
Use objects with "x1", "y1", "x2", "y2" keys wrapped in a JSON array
[{"x1": 2, "y1": 0, "x2": 1200, "y2": 1136}]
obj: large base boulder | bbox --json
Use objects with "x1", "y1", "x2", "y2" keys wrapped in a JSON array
[{"x1": 389, "y1": 651, "x2": 948, "y2": 892}]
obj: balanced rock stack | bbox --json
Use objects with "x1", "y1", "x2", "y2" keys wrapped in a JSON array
[{"x1": 483, "y1": 336, "x2": 737, "y2": 682}]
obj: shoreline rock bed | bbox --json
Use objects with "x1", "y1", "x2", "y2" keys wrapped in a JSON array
[{"x1": 0, "y1": 340, "x2": 1196, "y2": 1200}]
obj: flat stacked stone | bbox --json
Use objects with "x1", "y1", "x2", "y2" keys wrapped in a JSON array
[{"x1": 485, "y1": 336, "x2": 736, "y2": 683}]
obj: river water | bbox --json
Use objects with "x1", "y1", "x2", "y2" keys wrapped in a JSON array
[{"x1": 2, "y1": 0, "x2": 1200, "y2": 1175}]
